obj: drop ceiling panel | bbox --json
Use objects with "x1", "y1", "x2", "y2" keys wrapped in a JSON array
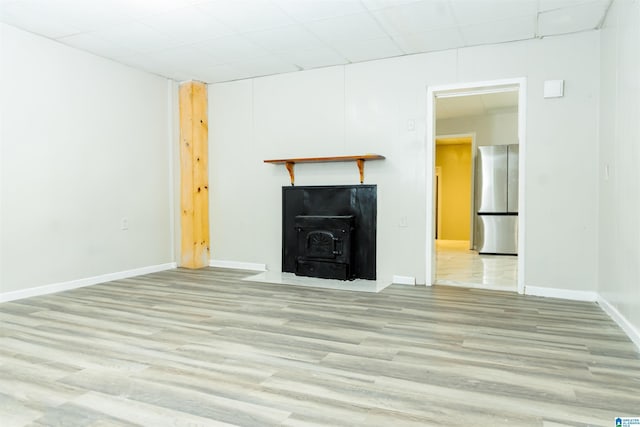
[
  {"x1": 191, "y1": 63, "x2": 237, "y2": 84},
  {"x1": 222, "y1": 55, "x2": 299, "y2": 81},
  {"x1": 333, "y1": 36, "x2": 404, "y2": 63},
  {"x1": 372, "y1": 1, "x2": 457, "y2": 35},
  {"x1": 450, "y1": 0, "x2": 538, "y2": 25},
  {"x1": 274, "y1": 0, "x2": 366, "y2": 22},
  {"x1": 0, "y1": 0, "x2": 613, "y2": 84},
  {"x1": 109, "y1": 0, "x2": 204, "y2": 19},
  {"x1": 115, "y1": 53, "x2": 193, "y2": 81},
  {"x1": 195, "y1": 0, "x2": 296, "y2": 32},
  {"x1": 360, "y1": 0, "x2": 421, "y2": 11},
  {"x1": 459, "y1": 15, "x2": 536, "y2": 46},
  {"x1": 275, "y1": 47, "x2": 348, "y2": 70},
  {"x1": 0, "y1": 1, "x2": 80, "y2": 38},
  {"x1": 191, "y1": 34, "x2": 268, "y2": 64},
  {"x1": 91, "y1": 22, "x2": 181, "y2": 53},
  {"x1": 58, "y1": 33, "x2": 140, "y2": 60},
  {"x1": 538, "y1": 1, "x2": 610, "y2": 36},
  {"x1": 392, "y1": 27, "x2": 465, "y2": 54},
  {"x1": 141, "y1": 6, "x2": 233, "y2": 43},
  {"x1": 144, "y1": 45, "x2": 220, "y2": 71},
  {"x1": 538, "y1": 0, "x2": 610, "y2": 12},
  {"x1": 14, "y1": 0, "x2": 127, "y2": 33},
  {"x1": 243, "y1": 25, "x2": 325, "y2": 53},
  {"x1": 305, "y1": 12, "x2": 389, "y2": 44},
  {"x1": 233, "y1": 54, "x2": 298, "y2": 74}
]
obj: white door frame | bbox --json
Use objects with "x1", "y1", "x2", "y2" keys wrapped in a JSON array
[{"x1": 426, "y1": 78, "x2": 527, "y2": 294}]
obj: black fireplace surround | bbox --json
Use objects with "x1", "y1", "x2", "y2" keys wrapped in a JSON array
[{"x1": 282, "y1": 185, "x2": 376, "y2": 281}]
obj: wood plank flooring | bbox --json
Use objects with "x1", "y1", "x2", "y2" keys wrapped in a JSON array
[{"x1": 1, "y1": 268, "x2": 638, "y2": 426}]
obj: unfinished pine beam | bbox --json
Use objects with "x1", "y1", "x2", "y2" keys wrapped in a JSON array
[{"x1": 179, "y1": 81, "x2": 209, "y2": 268}]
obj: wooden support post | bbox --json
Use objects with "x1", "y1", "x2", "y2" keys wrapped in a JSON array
[{"x1": 179, "y1": 81, "x2": 209, "y2": 268}]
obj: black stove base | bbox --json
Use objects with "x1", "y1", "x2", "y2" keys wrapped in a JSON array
[{"x1": 295, "y1": 259, "x2": 350, "y2": 280}]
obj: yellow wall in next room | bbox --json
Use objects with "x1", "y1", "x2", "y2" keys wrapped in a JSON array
[{"x1": 435, "y1": 142, "x2": 472, "y2": 241}]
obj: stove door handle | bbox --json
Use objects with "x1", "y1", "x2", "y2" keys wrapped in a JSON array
[{"x1": 333, "y1": 237, "x2": 342, "y2": 256}]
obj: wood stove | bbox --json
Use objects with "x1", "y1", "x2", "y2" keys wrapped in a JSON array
[
  {"x1": 295, "y1": 215, "x2": 355, "y2": 280},
  {"x1": 282, "y1": 185, "x2": 376, "y2": 281}
]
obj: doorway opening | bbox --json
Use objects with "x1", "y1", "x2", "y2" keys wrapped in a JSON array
[{"x1": 426, "y1": 79, "x2": 526, "y2": 294}]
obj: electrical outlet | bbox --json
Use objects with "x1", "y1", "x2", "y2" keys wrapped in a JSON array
[
  {"x1": 407, "y1": 119, "x2": 416, "y2": 131},
  {"x1": 399, "y1": 216, "x2": 408, "y2": 228},
  {"x1": 121, "y1": 218, "x2": 129, "y2": 230}
]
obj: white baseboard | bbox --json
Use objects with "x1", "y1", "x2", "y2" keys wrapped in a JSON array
[
  {"x1": 209, "y1": 259, "x2": 267, "y2": 272},
  {"x1": 392, "y1": 275, "x2": 416, "y2": 286},
  {"x1": 0, "y1": 262, "x2": 177, "y2": 303},
  {"x1": 597, "y1": 295, "x2": 640, "y2": 351},
  {"x1": 524, "y1": 286, "x2": 598, "y2": 302}
]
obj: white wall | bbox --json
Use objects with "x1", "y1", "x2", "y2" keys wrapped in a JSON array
[
  {"x1": 598, "y1": 0, "x2": 640, "y2": 341},
  {"x1": 0, "y1": 24, "x2": 173, "y2": 294},
  {"x1": 209, "y1": 31, "x2": 600, "y2": 289},
  {"x1": 436, "y1": 110, "x2": 518, "y2": 146}
]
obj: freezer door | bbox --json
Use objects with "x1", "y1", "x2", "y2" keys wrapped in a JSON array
[
  {"x1": 507, "y1": 145, "x2": 519, "y2": 213},
  {"x1": 477, "y1": 214, "x2": 518, "y2": 255},
  {"x1": 477, "y1": 145, "x2": 508, "y2": 213}
]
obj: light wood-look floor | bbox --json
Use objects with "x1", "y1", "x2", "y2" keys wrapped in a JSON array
[{"x1": 1, "y1": 268, "x2": 638, "y2": 427}]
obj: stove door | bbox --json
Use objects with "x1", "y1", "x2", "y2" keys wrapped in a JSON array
[{"x1": 302, "y1": 230, "x2": 340, "y2": 259}]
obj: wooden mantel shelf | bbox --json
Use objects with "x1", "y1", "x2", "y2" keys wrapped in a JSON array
[{"x1": 264, "y1": 154, "x2": 385, "y2": 185}]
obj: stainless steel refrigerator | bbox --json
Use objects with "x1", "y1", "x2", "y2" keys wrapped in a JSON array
[{"x1": 476, "y1": 145, "x2": 519, "y2": 255}]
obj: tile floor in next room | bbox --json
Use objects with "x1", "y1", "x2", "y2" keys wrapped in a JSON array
[{"x1": 436, "y1": 239, "x2": 518, "y2": 291}]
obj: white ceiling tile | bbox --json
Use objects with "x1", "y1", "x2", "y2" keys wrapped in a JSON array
[
  {"x1": 0, "y1": 1, "x2": 80, "y2": 38},
  {"x1": 333, "y1": 36, "x2": 404, "y2": 63},
  {"x1": 193, "y1": 63, "x2": 243, "y2": 83},
  {"x1": 392, "y1": 27, "x2": 464, "y2": 54},
  {"x1": 361, "y1": 0, "x2": 421, "y2": 11},
  {"x1": 115, "y1": 53, "x2": 191, "y2": 80},
  {"x1": 0, "y1": 0, "x2": 613, "y2": 83},
  {"x1": 459, "y1": 15, "x2": 536, "y2": 46},
  {"x1": 92, "y1": 22, "x2": 181, "y2": 53},
  {"x1": 538, "y1": 0, "x2": 609, "y2": 12},
  {"x1": 206, "y1": 54, "x2": 299, "y2": 81},
  {"x1": 538, "y1": 1, "x2": 610, "y2": 36},
  {"x1": 275, "y1": 47, "x2": 348, "y2": 69},
  {"x1": 11, "y1": 0, "x2": 129, "y2": 33},
  {"x1": 305, "y1": 12, "x2": 388, "y2": 44},
  {"x1": 58, "y1": 33, "x2": 140, "y2": 60},
  {"x1": 274, "y1": 0, "x2": 366, "y2": 22},
  {"x1": 450, "y1": 0, "x2": 538, "y2": 26},
  {"x1": 141, "y1": 6, "x2": 233, "y2": 43},
  {"x1": 196, "y1": 0, "x2": 296, "y2": 32},
  {"x1": 107, "y1": 0, "x2": 203, "y2": 19},
  {"x1": 192, "y1": 34, "x2": 268, "y2": 64},
  {"x1": 372, "y1": 0, "x2": 457, "y2": 36},
  {"x1": 0, "y1": 0, "x2": 23, "y2": 7},
  {"x1": 144, "y1": 45, "x2": 219, "y2": 71},
  {"x1": 243, "y1": 25, "x2": 325, "y2": 52},
  {"x1": 232, "y1": 54, "x2": 299, "y2": 76}
]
